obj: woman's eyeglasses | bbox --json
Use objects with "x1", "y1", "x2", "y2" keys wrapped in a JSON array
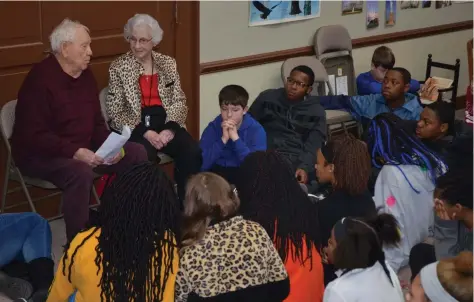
[{"x1": 129, "y1": 37, "x2": 152, "y2": 45}]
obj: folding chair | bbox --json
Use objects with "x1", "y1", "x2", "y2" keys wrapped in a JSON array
[
  {"x1": 281, "y1": 56, "x2": 358, "y2": 139},
  {"x1": 99, "y1": 86, "x2": 174, "y2": 165},
  {"x1": 0, "y1": 100, "x2": 100, "y2": 218}
]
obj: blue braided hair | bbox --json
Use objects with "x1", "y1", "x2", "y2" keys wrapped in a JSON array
[{"x1": 367, "y1": 113, "x2": 448, "y2": 193}]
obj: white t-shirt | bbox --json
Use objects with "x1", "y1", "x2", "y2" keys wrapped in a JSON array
[
  {"x1": 323, "y1": 261, "x2": 404, "y2": 302},
  {"x1": 374, "y1": 165, "x2": 436, "y2": 272}
]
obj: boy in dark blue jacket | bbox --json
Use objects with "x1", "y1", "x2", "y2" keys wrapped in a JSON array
[
  {"x1": 357, "y1": 46, "x2": 420, "y2": 95},
  {"x1": 200, "y1": 85, "x2": 266, "y2": 184}
]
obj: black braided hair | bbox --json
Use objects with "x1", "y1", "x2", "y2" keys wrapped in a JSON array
[
  {"x1": 61, "y1": 162, "x2": 180, "y2": 302},
  {"x1": 235, "y1": 150, "x2": 321, "y2": 267},
  {"x1": 367, "y1": 112, "x2": 447, "y2": 192}
]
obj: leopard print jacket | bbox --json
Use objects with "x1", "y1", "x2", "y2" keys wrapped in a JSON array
[
  {"x1": 106, "y1": 51, "x2": 187, "y2": 132},
  {"x1": 175, "y1": 216, "x2": 288, "y2": 302}
]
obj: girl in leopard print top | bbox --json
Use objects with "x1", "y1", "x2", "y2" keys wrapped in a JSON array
[{"x1": 175, "y1": 172, "x2": 290, "y2": 302}]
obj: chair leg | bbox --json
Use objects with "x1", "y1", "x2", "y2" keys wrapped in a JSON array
[
  {"x1": 58, "y1": 194, "x2": 63, "y2": 216},
  {"x1": 1, "y1": 164, "x2": 10, "y2": 213},
  {"x1": 92, "y1": 186, "x2": 100, "y2": 206},
  {"x1": 16, "y1": 169, "x2": 37, "y2": 213},
  {"x1": 342, "y1": 122, "x2": 348, "y2": 134}
]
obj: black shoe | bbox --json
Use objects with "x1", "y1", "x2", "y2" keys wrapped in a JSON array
[
  {"x1": 0, "y1": 271, "x2": 33, "y2": 300},
  {"x1": 1, "y1": 260, "x2": 29, "y2": 280},
  {"x1": 28, "y1": 258, "x2": 54, "y2": 295},
  {"x1": 29, "y1": 288, "x2": 49, "y2": 302}
]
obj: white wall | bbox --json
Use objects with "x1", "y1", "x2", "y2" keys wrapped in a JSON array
[{"x1": 199, "y1": 1, "x2": 473, "y2": 134}]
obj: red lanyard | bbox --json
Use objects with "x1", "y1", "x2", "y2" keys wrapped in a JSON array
[{"x1": 147, "y1": 62, "x2": 154, "y2": 107}]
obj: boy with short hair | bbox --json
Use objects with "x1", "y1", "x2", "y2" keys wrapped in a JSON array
[
  {"x1": 249, "y1": 65, "x2": 327, "y2": 186},
  {"x1": 200, "y1": 85, "x2": 266, "y2": 184},
  {"x1": 322, "y1": 67, "x2": 423, "y2": 126},
  {"x1": 357, "y1": 46, "x2": 420, "y2": 95}
]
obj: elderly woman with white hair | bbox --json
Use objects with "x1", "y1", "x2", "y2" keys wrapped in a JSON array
[{"x1": 106, "y1": 13, "x2": 202, "y2": 202}]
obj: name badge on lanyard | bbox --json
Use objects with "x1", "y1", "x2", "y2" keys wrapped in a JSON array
[{"x1": 145, "y1": 115, "x2": 151, "y2": 127}]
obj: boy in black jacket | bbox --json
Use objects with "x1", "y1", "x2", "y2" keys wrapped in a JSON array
[{"x1": 249, "y1": 65, "x2": 326, "y2": 186}]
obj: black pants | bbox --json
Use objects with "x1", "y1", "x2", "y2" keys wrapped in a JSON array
[
  {"x1": 129, "y1": 106, "x2": 202, "y2": 202},
  {"x1": 409, "y1": 243, "x2": 436, "y2": 281},
  {"x1": 210, "y1": 165, "x2": 239, "y2": 185}
]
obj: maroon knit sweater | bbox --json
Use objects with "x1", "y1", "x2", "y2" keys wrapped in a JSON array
[{"x1": 11, "y1": 55, "x2": 110, "y2": 163}]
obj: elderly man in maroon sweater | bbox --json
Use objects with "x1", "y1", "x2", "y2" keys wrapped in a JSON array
[{"x1": 11, "y1": 19, "x2": 148, "y2": 241}]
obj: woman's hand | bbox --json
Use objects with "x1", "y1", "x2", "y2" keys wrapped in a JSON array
[
  {"x1": 159, "y1": 130, "x2": 175, "y2": 146},
  {"x1": 144, "y1": 130, "x2": 164, "y2": 150}
]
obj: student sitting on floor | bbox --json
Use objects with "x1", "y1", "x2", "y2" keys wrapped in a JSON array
[
  {"x1": 313, "y1": 134, "x2": 376, "y2": 285},
  {"x1": 409, "y1": 164, "x2": 473, "y2": 282},
  {"x1": 0, "y1": 213, "x2": 53, "y2": 302},
  {"x1": 407, "y1": 251, "x2": 473, "y2": 302},
  {"x1": 48, "y1": 162, "x2": 181, "y2": 302},
  {"x1": 176, "y1": 172, "x2": 289, "y2": 302},
  {"x1": 321, "y1": 67, "x2": 422, "y2": 126},
  {"x1": 356, "y1": 46, "x2": 420, "y2": 95},
  {"x1": 407, "y1": 100, "x2": 473, "y2": 168},
  {"x1": 200, "y1": 85, "x2": 266, "y2": 184},
  {"x1": 369, "y1": 113, "x2": 448, "y2": 272},
  {"x1": 249, "y1": 65, "x2": 326, "y2": 187},
  {"x1": 322, "y1": 214, "x2": 404, "y2": 302},
  {"x1": 236, "y1": 151, "x2": 324, "y2": 302}
]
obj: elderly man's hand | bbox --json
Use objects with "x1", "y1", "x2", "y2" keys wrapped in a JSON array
[
  {"x1": 107, "y1": 148, "x2": 124, "y2": 165},
  {"x1": 74, "y1": 148, "x2": 104, "y2": 167}
]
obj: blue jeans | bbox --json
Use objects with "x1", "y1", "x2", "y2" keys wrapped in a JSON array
[{"x1": 0, "y1": 213, "x2": 52, "y2": 267}]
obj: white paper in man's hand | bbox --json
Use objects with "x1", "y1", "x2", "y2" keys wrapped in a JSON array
[{"x1": 95, "y1": 126, "x2": 131, "y2": 164}]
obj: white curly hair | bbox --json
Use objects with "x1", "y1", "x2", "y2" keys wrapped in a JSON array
[
  {"x1": 49, "y1": 18, "x2": 89, "y2": 53},
  {"x1": 124, "y1": 14, "x2": 163, "y2": 46}
]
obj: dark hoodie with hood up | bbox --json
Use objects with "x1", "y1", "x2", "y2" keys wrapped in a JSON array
[{"x1": 249, "y1": 88, "x2": 326, "y2": 173}]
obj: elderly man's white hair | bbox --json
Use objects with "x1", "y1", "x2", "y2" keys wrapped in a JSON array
[
  {"x1": 49, "y1": 18, "x2": 89, "y2": 53},
  {"x1": 124, "y1": 14, "x2": 163, "y2": 46}
]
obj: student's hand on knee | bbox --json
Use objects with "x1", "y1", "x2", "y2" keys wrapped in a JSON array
[{"x1": 295, "y1": 169, "x2": 308, "y2": 184}]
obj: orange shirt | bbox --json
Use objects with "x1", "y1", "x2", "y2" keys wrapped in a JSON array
[
  {"x1": 281, "y1": 238, "x2": 325, "y2": 302},
  {"x1": 139, "y1": 74, "x2": 162, "y2": 107}
]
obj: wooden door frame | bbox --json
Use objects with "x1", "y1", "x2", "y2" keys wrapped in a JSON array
[{"x1": 175, "y1": 1, "x2": 200, "y2": 139}]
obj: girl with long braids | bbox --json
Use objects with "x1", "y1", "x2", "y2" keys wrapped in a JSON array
[
  {"x1": 367, "y1": 113, "x2": 448, "y2": 272},
  {"x1": 322, "y1": 214, "x2": 403, "y2": 302},
  {"x1": 47, "y1": 162, "x2": 181, "y2": 302},
  {"x1": 235, "y1": 151, "x2": 324, "y2": 302}
]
